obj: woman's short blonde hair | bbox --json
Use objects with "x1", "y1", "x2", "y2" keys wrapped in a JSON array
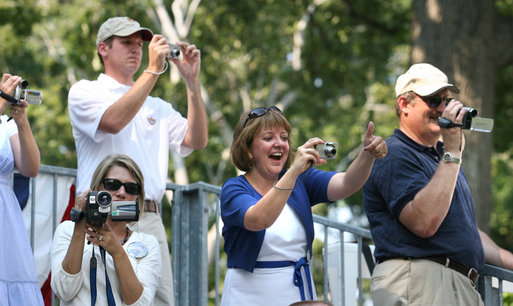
[
  {"x1": 230, "y1": 107, "x2": 292, "y2": 172},
  {"x1": 89, "y1": 154, "x2": 145, "y2": 216}
]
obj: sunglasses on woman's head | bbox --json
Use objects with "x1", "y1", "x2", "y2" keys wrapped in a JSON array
[
  {"x1": 242, "y1": 106, "x2": 282, "y2": 128},
  {"x1": 102, "y1": 178, "x2": 141, "y2": 195},
  {"x1": 419, "y1": 94, "x2": 453, "y2": 108}
]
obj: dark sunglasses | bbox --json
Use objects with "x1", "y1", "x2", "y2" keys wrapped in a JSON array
[
  {"x1": 242, "y1": 106, "x2": 282, "y2": 128},
  {"x1": 102, "y1": 178, "x2": 141, "y2": 195},
  {"x1": 419, "y1": 95, "x2": 453, "y2": 108}
]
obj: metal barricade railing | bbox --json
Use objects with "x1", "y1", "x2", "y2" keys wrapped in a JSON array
[{"x1": 18, "y1": 165, "x2": 513, "y2": 305}]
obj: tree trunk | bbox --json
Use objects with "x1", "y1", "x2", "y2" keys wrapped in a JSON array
[{"x1": 410, "y1": 0, "x2": 496, "y2": 232}]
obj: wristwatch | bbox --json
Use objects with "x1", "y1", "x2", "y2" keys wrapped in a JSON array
[
  {"x1": 442, "y1": 152, "x2": 462, "y2": 164},
  {"x1": 70, "y1": 207, "x2": 86, "y2": 222}
]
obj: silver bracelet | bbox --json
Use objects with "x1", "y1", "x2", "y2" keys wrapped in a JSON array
[
  {"x1": 143, "y1": 61, "x2": 168, "y2": 75},
  {"x1": 272, "y1": 181, "x2": 294, "y2": 191}
]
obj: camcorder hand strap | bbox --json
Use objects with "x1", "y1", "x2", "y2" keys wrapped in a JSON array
[
  {"x1": 90, "y1": 246, "x2": 116, "y2": 306},
  {"x1": 90, "y1": 247, "x2": 97, "y2": 306},
  {"x1": 100, "y1": 246, "x2": 116, "y2": 306},
  {"x1": 438, "y1": 117, "x2": 462, "y2": 129},
  {"x1": 0, "y1": 89, "x2": 17, "y2": 104},
  {"x1": 0, "y1": 89, "x2": 17, "y2": 122}
]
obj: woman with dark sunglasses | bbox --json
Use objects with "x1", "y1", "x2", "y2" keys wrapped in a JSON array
[
  {"x1": 50, "y1": 154, "x2": 162, "y2": 306},
  {"x1": 220, "y1": 107, "x2": 387, "y2": 305}
]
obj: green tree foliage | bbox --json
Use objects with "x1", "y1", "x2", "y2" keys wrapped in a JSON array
[{"x1": 490, "y1": 0, "x2": 513, "y2": 249}]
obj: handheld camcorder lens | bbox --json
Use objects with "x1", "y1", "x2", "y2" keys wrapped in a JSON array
[
  {"x1": 102, "y1": 178, "x2": 141, "y2": 195},
  {"x1": 96, "y1": 191, "x2": 112, "y2": 207}
]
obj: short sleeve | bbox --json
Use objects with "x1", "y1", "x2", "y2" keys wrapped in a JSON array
[
  {"x1": 68, "y1": 80, "x2": 111, "y2": 142},
  {"x1": 220, "y1": 177, "x2": 259, "y2": 228},
  {"x1": 165, "y1": 107, "x2": 192, "y2": 157}
]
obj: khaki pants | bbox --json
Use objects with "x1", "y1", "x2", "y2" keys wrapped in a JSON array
[
  {"x1": 371, "y1": 258, "x2": 483, "y2": 306},
  {"x1": 137, "y1": 211, "x2": 174, "y2": 306}
]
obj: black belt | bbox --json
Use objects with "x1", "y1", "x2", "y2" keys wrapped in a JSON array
[{"x1": 377, "y1": 255, "x2": 479, "y2": 286}]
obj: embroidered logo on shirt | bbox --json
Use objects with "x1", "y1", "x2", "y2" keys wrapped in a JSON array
[{"x1": 147, "y1": 117, "x2": 156, "y2": 125}]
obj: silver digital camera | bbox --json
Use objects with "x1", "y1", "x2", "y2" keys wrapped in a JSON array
[
  {"x1": 168, "y1": 43, "x2": 181, "y2": 59},
  {"x1": 315, "y1": 142, "x2": 338, "y2": 159}
]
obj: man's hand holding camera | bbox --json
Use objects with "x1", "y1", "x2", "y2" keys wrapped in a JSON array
[
  {"x1": 171, "y1": 42, "x2": 201, "y2": 85},
  {"x1": 145, "y1": 34, "x2": 201, "y2": 89},
  {"x1": 146, "y1": 34, "x2": 170, "y2": 74},
  {"x1": 440, "y1": 99, "x2": 466, "y2": 153}
]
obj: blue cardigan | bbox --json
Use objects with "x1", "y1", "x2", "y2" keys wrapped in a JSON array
[{"x1": 220, "y1": 168, "x2": 335, "y2": 272}]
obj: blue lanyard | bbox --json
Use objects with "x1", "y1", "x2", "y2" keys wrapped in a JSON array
[{"x1": 90, "y1": 246, "x2": 116, "y2": 306}]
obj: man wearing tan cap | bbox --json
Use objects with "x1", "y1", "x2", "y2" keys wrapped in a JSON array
[
  {"x1": 67, "y1": 16, "x2": 208, "y2": 305},
  {"x1": 362, "y1": 63, "x2": 513, "y2": 305}
]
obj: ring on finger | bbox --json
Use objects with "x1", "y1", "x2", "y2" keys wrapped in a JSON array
[{"x1": 98, "y1": 235, "x2": 103, "y2": 241}]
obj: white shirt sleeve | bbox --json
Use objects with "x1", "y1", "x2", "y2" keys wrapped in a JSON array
[
  {"x1": 68, "y1": 79, "x2": 111, "y2": 143},
  {"x1": 50, "y1": 221, "x2": 86, "y2": 302},
  {"x1": 1, "y1": 115, "x2": 18, "y2": 137},
  {"x1": 164, "y1": 106, "x2": 193, "y2": 157}
]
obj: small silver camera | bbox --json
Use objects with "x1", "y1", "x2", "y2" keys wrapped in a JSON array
[
  {"x1": 315, "y1": 142, "x2": 338, "y2": 159},
  {"x1": 168, "y1": 43, "x2": 181, "y2": 59},
  {"x1": 14, "y1": 80, "x2": 42, "y2": 105}
]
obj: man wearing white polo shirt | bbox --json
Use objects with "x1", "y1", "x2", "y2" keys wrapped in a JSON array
[{"x1": 68, "y1": 16, "x2": 208, "y2": 305}]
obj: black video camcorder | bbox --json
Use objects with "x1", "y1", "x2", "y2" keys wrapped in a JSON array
[{"x1": 86, "y1": 191, "x2": 139, "y2": 226}]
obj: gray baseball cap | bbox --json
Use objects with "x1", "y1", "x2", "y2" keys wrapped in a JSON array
[{"x1": 96, "y1": 16, "x2": 153, "y2": 46}]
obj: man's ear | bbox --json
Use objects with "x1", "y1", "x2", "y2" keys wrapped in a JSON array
[
  {"x1": 97, "y1": 42, "x2": 109, "y2": 58},
  {"x1": 397, "y1": 95, "x2": 411, "y2": 117}
]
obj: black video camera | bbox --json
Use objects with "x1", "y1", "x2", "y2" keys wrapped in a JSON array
[
  {"x1": 86, "y1": 191, "x2": 139, "y2": 226},
  {"x1": 438, "y1": 107, "x2": 494, "y2": 133},
  {"x1": 460, "y1": 107, "x2": 477, "y2": 130}
]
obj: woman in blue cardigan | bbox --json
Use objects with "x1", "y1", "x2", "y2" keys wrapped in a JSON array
[{"x1": 220, "y1": 106, "x2": 387, "y2": 305}]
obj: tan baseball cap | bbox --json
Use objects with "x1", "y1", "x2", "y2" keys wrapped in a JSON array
[
  {"x1": 96, "y1": 16, "x2": 154, "y2": 46},
  {"x1": 395, "y1": 63, "x2": 460, "y2": 97}
]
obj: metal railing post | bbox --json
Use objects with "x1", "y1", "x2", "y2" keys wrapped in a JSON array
[{"x1": 171, "y1": 183, "x2": 210, "y2": 306}]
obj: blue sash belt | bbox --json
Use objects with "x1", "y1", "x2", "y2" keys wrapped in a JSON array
[{"x1": 255, "y1": 257, "x2": 313, "y2": 301}]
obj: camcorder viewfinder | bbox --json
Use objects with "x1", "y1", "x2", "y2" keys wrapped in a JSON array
[
  {"x1": 314, "y1": 142, "x2": 338, "y2": 160},
  {"x1": 86, "y1": 191, "x2": 139, "y2": 226}
]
